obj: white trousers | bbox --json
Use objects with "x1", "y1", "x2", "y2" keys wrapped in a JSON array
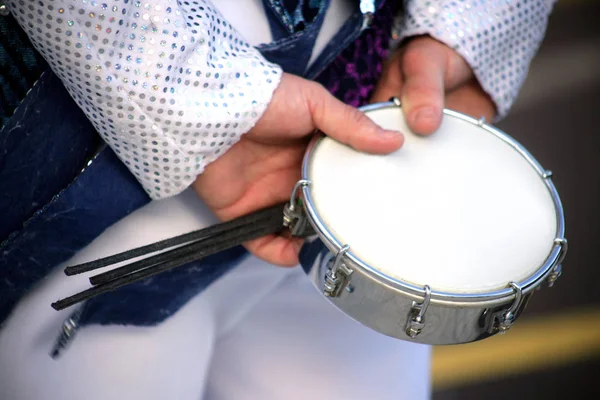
[{"x1": 0, "y1": 190, "x2": 431, "y2": 400}]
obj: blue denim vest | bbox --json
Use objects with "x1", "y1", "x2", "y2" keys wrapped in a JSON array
[{"x1": 0, "y1": 0, "x2": 390, "y2": 355}]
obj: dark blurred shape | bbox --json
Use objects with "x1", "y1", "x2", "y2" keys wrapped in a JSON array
[
  {"x1": 496, "y1": 0, "x2": 600, "y2": 316},
  {"x1": 434, "y1": 1, "x2": 600, "y2": 398},
  {"x1": 437, "y1": 357, "x2": 600, "y2": 399}
]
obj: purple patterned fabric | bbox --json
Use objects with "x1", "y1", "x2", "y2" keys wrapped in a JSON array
[{"x1": 316, "y1": 2, "x2": 399, "y2": 107}]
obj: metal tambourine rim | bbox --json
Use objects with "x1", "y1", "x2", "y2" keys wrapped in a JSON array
[{"x1": 299, "y1": 100, "x2": 566, "y2": 305}]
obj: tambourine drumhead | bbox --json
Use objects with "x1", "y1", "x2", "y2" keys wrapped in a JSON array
[{"x1": 306, "y1": 106, "x2": 558, "y2": 294}]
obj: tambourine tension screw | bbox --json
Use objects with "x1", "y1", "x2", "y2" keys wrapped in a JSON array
[
  {"x1": 324, "y1": 245, "x2": 352, "y2": 298},
  {"x1": 405, "y1": 285, "x2": 431, "y2": 339}
]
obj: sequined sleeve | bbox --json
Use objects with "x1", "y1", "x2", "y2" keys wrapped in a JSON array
[
  {"x1": 398, "y1": 0, "x2": 556, "y2": 119},
  {"x1": 6, "y1": 0, "x2": 282, "y2": 199}
]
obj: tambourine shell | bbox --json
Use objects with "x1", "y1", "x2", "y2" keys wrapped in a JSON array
[{"x1": 297, "y1": 100, "x2": 566, "y2": 345}]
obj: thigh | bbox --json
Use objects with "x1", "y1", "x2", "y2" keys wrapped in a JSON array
[
  {"x1": 0, "y1": 190, "x2": 221, "y2": 400},
  {"x1": 0, "y1": 272, "x2": 218, "y2": 400},
  {"x1": 205, "y1": 267, "x2": 432, "y2": 400},
  {"x1": 0, "y1": 188, "x2": 301, "y2": 400}
]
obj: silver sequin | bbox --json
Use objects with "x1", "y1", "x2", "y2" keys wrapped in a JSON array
[
  {"x1": 8, "y1": 0, "x2": 555, "y2": 198},
  {"x1": 8, "y1": 0, "x2": 282, "y2": 199}
]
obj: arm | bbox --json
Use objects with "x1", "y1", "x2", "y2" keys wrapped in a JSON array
[
  {"x1": 7, "y1": 0, "x2": 403, "y2": 266},
  {"x1": 400, "y1": 0, "x2": 557, "y2": 119},
  {"x1": 373, "y1": 0, "x2": 557, "y2": 131},
  {"x1": 7, "y1": 0, "x2": 282, "y2": 199}
]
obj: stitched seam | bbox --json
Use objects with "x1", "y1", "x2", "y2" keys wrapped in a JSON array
[
  {"x1": 0, "y1": 143, "x2": 107, "y2": 251},
  {"x1": 0, "y1": 68, "x2": 48, "y2": 135}
]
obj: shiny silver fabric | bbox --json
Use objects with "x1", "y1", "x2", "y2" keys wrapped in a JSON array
[{"x1": 297, "y1": 100, "x2": 567, "y2": 345}]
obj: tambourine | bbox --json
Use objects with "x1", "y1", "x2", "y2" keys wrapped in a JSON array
[{"x1": 54, "y1": 99, "x2": 567, "y2": 346}]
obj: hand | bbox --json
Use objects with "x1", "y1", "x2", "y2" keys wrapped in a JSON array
[
  {"x1": 192, "y1": 73, "x2": 403, "y2": 266},
  {"x1": 371, "y1": 35, "x2": 497, "y2": 134}
]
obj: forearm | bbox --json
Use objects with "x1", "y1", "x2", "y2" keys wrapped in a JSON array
[
  {"x1": 6, "y1": 0, "x2": 282, "y2": 199},
  {"x1": 398, "y1": 0, "x2": 556, "y2": 119}
]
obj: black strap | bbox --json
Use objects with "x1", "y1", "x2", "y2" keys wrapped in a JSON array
[
  {"x1": 51, "y1": 203, "x2": 288, "y2": 311},
  {"x1": 63, "y1": 202, "x2": 286, "y2": 276}
]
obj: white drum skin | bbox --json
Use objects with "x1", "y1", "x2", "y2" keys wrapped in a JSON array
[
  {"x1": 308, "y1": 106, "x2": 558, "y2": 293},
  {"x1": 296, "y1": 100, "x2": 567, "y2": 345}
]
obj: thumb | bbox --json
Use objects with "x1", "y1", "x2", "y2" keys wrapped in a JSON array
[
  {"x1": 305, "y1": 81, "x2": 404, "y2": 154},
  {"x1": 400, "y1": 37, "x2": 472, "y2": 135}
]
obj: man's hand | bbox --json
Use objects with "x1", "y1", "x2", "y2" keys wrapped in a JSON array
[
  {"x1": 192, "y1": 73, "x2": 404, "y2": 266},
  {"x1": 193, "y1": 37, "x2": 497, "y2": 267},
  {"x1": 371, "y1": 36, "x2": 497, "y2": 133}
]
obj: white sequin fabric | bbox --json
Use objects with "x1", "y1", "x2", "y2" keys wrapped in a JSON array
[
  {"x1": 398, "y1": 0, "x2": 556, "y2": 119},
  {"x1": 7, "y1": 1, "x2": 555, "y2": 199},
  {"x1": 7, "y1": 0, "x2": 282, "y2": 199}
]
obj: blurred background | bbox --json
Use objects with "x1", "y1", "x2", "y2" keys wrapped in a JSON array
[
  {"x1": 0, "y1": 0, "x2": 597, "y2": 398},
  {"x1": 432, "y1": 1, "x2": 600, "y2": 398}
]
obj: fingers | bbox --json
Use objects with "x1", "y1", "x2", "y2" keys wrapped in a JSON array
[
  {"x1": 306, "y1": 81, "x2": 404, "y2": 154},
  {"x1": 401, "y1": 37, "x2": 474, "y2": 135},
  {"x1": 370, "y1": 51, "x2": 404, "y2": 104},
  {"x1": 371, "y1": 36, "x2": 474, "y2": 135},
  {"x1": 244, "y1": 234, "x2": 303, "y2": 267},
  {"x1": 399, "y1": 39, "x2": 450, "y2": 135},
  {"x1": 445, "y1": 80, "x2": 497, "y2": 122},
  {"x1": 236, "y1": 164, "x2": 304, "y2": 267}
]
